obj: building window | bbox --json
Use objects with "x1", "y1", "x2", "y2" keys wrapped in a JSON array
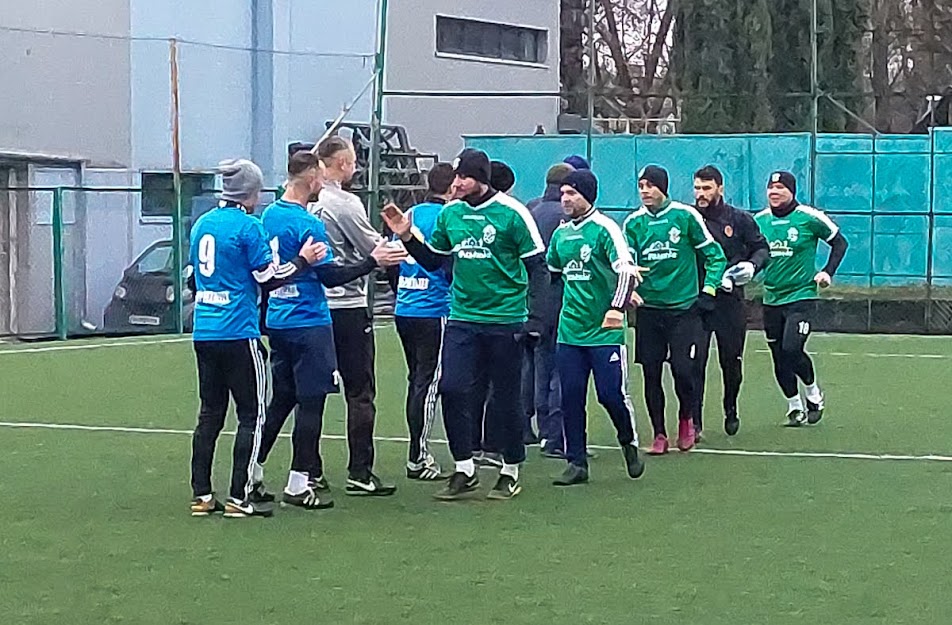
[
  {"x1": 436, "y1": 16, "x2": 548, "y2": 65},
  {"x1": 141, "y1": 173, "x2": 215, "y2": 219}
]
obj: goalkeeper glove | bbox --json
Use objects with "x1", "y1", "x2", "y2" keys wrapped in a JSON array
[{"x1": 725, "y1": 261, "x2": 756, "y2": 287}]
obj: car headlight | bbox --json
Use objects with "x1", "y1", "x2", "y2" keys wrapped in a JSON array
[
  {"x1": 114, "y1": 285, "x2": 127, "y2": 299},
  {"x1": 166, "y1": 286, "x2": 175, "y2": 303}
]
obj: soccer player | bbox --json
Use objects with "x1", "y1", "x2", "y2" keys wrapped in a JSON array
[
  {"x1": 478, "y1": 159, "x2": 529, "y2": 461},
  {"x1": 315, "y1": 136, "x2": 396, "y2": 494},
  {"x1": 755, "y1": 171, "x2": 848, "y2": 426},
  {"x1": 624, "y1": 165, "x2": 727, "y2": 454},
  {"x1": 254, "y1": 152, "x2": 405, "y2": 507},
  {"x1": 393, "y1": 162, "x2": 455, "y2": 481},
  {"x1": 693, "y1": 165, "x2": 769, "y2": 438},
  {"x1": 188, "y1": 159, "x2": 325, "y2": 518},
  {"x1": 546, "y1": 170, "x2": 646, "y2": 486},
  {"x1": 382, "y1": 148, "x2": 547, "y2": 501}
]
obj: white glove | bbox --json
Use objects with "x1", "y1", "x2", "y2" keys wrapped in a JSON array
[
  {"x1": 725, "y1": 261, "x2": 756, "y2": 286},
  {"x1": 720, "y1": 275, "x2": 734, "y2": 293}
]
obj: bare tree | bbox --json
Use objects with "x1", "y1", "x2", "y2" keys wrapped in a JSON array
[
  {"x1": 561, "y1": 0, "x2": 675, "y2": 126},
  {"x1": 871, "y1": 0, "x2": 952, "y2": 132}
]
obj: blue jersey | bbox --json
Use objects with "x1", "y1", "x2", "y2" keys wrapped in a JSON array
[
  {"x1": 261, "y1": 199, "x2": 335, "y2": 329},
  {"x1": 190, "y1": 204, "x2": 273, "y2": 341},
  {"x1": 394, "y1": 201, "x2": 452, "y2": 318}
]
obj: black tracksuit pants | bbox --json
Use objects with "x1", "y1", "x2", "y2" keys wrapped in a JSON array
[
  {"x1": 635, "y1": 307, "x2": 702, "y2": 438},
  {"x1": 190, "y1": 339, "x2": 267, "y2": 501},
  {"x1": 395, "y1": 316, "x2": 444, "y2": 465},
  {"x1": 696, "y1": 294, "x2": 747, "y2": 429}
]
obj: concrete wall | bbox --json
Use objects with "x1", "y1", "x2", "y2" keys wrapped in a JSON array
[
  {"x1": 0, "y1": 0, "x2": 132, "y2": 167},
  {"x1": 130, "y1": 0, "x2": 254, "y2": 172},
  {"x1": 264, "y1": 0, "x2": 376, "y2": 185},
  {"x1": 385, "y1": 0, "x2": 560, "y2": 160},
  {"x1": 2, "y1": 0, "x2": 560, "y2": 336}
]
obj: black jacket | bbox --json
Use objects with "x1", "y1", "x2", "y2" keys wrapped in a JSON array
[
  {"x1": 529, "y1": 184, "x2": 566, "y2": 248},
  {"x1": 529, "y1": 184, "x2": 567, "y2": 330},
  {"x1": 698, "y1": 199, "x2": 769, "y2": 296}
]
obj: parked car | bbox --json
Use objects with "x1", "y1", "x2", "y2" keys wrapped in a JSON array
[{"x1": 103, "y1": 240, "x2": 194, "y2": 333}]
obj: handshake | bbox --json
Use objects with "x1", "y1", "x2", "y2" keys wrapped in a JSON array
[{"x1": 295, "y1": 236, "x2": 407, "y2": 268}]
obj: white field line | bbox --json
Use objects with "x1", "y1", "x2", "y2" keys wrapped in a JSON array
[
  {"x1": 0, "y1": 323, "x2": 398, "y2": 355},
  {"x1": 1, "y1": 420, "x2": 950, "y2": 463},
  {"x1": 2, "y1": 334, "x2": 951, "y2": 360}
]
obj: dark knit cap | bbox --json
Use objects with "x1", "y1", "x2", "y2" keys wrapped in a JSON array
[
  {"x1": 453, "y1": 148, "x2": 491, "y2": 185},
  {"x1": 563, "y1": 170, "x2": 598, "y2": 206},
  {"x1": 563, "y1": 155, "x2": 591, "y2": 171},
  {"x1": 638, "y1": 165, "x2": 669, "y2": 195},
  {"x1": 768, "y1": 171, "x2": 797, "y2": 196},
  {"x1": 490, "y1": 161, "x2": 516, "y2": 193}
]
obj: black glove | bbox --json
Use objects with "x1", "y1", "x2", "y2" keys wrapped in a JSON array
[{"x1": 697, "y1": 290, "x2": 716, "y2": 313}]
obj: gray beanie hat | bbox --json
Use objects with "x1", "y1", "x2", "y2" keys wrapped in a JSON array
[{"x1": 218, "y1": 159, "x2": 264, "y2": 204}]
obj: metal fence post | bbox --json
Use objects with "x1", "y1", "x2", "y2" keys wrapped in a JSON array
[
  {"x1": 369, "y1": 0, "x2": 389, "y2": 219},
  {"x1": 926, "y1": 128, "x2": 936, "y2": 332},
  {"x1": 170, "y1": 37, "x2": 185, "y2": 334},
  {"x1": 52, "y1": 187, "x2": 68, "y2": 340},
  {"x1": 585, "y1": 0, "x2": 595, "y2": 164}
]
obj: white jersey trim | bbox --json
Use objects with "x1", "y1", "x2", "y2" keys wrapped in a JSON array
[
  {"x1": 798, "y1": 205, "x2": 840, "y2": 242},
  {"x1": 591, "y1": 211, "x2": 635, "y2": 271},
  {"x1": 495, "y1": 192, "x2": 546, "y2": 258}
]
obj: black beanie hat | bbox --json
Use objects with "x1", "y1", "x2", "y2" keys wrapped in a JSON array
[
  {"x1": 639, "y1": 165, "x2": 669, "y2": 195},
  {"x1": 453, "y1": 148, "x2": 491, "y2": 185},
  {"x1": 490, "y1": 160, "x2": 515, "y2": 193},
  {"x1": 768, "y1": 171, "x2": 797, "y2": 197},
  {"x1": 563, "y1": 170, "x2": 598, "y2": 206}
]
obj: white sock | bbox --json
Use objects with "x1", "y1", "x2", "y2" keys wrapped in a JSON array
[
  {"x1": 787, "y1": 395, "x2": 804, "y2": 413},
  {"x1": 500, "y1": 463, "x2": 520, "y2": 480},
  {"x1": 197, "y1": 493, "x2": 213, "y2": 503},
  {"x1": 285, "y1": 471, "x2": 309, "y2": 495},
  {"x1": 455, "y1": 459, "x2": 475, "y2": 477},
  {"x1": 805, "y1": 382, "x2": 822, "y2": 403},
  {"x1": 251, "y1": 462, "x2": 264, "y2": 484}
]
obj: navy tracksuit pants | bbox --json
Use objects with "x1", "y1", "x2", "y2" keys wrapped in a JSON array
[
  {"x1": 557, "y1": 343, "x2": 638, "y2": 468},
  {"x1": 439, "y1": 321, "x2": 527, "y2": 465}
]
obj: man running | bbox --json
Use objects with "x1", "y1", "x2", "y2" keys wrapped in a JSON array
[
  {"x1": 624, "y1": 165, "x2": 726, "y2": 454},
  {"x1": 693, "y1": 165, "x2": 768, "y2": 438},
  {"x1": 755, "y1": 171, "x2": 848, "y2": 427}
]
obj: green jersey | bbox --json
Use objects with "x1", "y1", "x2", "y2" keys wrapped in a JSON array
[
  {"x1": 427, "y1": 192, "x2": 544, "y2": 324},
  {"x1": 547, "y1": 210, "x2": 634, "y2": 346},
  {"x1": 755, "y1": 204, "x2": 839, "y2": 306},
  {"x1": 622, "y1": 200, "x2": 727, "y2": 310}
]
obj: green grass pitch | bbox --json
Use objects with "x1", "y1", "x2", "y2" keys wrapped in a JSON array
[{"x1": 0, "y1": 326, "x2": 950, "y2": 624}]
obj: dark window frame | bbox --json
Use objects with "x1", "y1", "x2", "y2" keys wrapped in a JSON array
[
  {"x1": 140, "y1": 172, "x2": 216, "y2": 221},
  {"x1": 435, "y1": 15, "x2": 548, "y2": 66}
]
